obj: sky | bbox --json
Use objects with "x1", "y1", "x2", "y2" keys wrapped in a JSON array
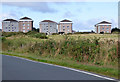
[{"x1": 0, "y1": 2, "x2": 118, "y2": 32}]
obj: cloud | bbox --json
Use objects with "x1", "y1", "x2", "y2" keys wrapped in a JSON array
[
  {"x1": 63, "y1": 11, "x2": 75, "y2": 18},
  {"x1": 72, "y1": 18, "x2": 118, "y2": 32},
  {"x1": 2, "y1": 2, "x2": 57, "y2": 13},
  {"x1": 0, "y1": 11, "x2": 23, "y2": 29}
]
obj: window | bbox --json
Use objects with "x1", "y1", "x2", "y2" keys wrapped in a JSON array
[
  {"x1": 9, "y1": 27, "x2": 10, "y2": 29},
  {"x1": 102, "y1": 28, "x2": 104, "y2": 30},
  {"x1": 27, "y1": 27, "x2": 29, "y2": 29},
  {"x1": 67, "y1": 26, "x2": 69, "y2": 28},
  {"x1": 15, "y1": 27, "x2": 16, "y2": 29},
  {"x1": 23, "y1": 24, "x2": 25, "y2": 26},
  {"x1": 12, "y1": 30, "x2": 14, "y2": 31},
  {"x1": 102, "y1": 25, "x2": 104, "y2": 27},
  {"x1": 50, "y1": 26, "x2": 52, "y2": 27},
  {"x1": 12, "y1": 27, "x2": 14, "y2": 29},
  {"x1": 9, "y1": 30, "x2": 10, "y2": 31},
  {"x1": 23, "y1": 27, "x2": 25, "y2": 29},
  {"x1": 23, "y1": 30, "x2": 25, "y2": 32},
  {"x1": 6, "y1": 27, "x2": 7, "y2": 29},
  {"x1": 46, "y1": 26, "x2": 48, "y2": 27},
  {"x1": 106, "y1": 28, "x2": 109, "y2": 30},
  {"x1": 63, "y1": 26, "x2": 65, "y2": 28},
  {"x1": 63, "y1": 29, "x2": 65, "y2": 31},
  {"x1": 12, "y1": 25, "x2": 13, "y2": 26}
]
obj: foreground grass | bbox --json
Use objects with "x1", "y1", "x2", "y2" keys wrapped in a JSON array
[{"x1": 2, "y1": 52, "x2": 118, "y2": 79}]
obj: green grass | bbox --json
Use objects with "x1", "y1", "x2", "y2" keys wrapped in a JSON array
[
  {"x1": 1, "y1": 33, "x2": 119, "y2": 79},
  {"x1": 2, "y1": 52, "x2": 118, "y2": 79}
]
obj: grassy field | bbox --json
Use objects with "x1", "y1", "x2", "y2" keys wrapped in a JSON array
[{"x1": 1, "y1": 32, "x2": 119, "y2": 79}]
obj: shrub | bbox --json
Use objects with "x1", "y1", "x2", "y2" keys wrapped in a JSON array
[
  {"x1": 52, "y1": 33, "x2": 59, "y2": 35},
  {"x1": 30, "y1": 33, "x2": 48, "y2": 39},
  {"x1": 2, "y1": 32, "x2": 24, "y2": 37},
  {"x1": 100, "y1": 32, "x2": 104, "y2": 34},
  {"x1": 2, "y1": 37, "x2": 6, "y2": 42},
  {"x1": 25, "y1": 31, "x2": 38, "y2": 35},
  {"x1": 67, "y1": 33, "x2": 72, "y2": 35}
]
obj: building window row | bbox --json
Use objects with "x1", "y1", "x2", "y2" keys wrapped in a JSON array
[
  {"x1": 23, "y1": 24, "x2": 30, "y2": 26},
  {"x1": 8, "y1": 30, "x2": 14, "y2": 31},
  {"x1": 23, "y1": 27, "x2": 30, "y2": 29},
  {"x1": 6, "y1": 27, "x2": 16, "y2": 29},
  {"x1": 102, "y1": 25, "x2": 110, "y2": 27},
  {"x1": 63, "y1": 26, "x2": 69, "y2": 28},
  {"x1": 102, "y1": 28, "x2": 109, "y2": 30}
]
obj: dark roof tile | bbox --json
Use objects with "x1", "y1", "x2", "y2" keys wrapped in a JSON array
[
  {"x1": 98, "y1": 21, "x2": 111, "y2": 24},
  {"x1": 20, "y1": 17, "x2": 32, "y2": 20},
  {"x1": 60, "y1": 19, "x2": 72, "y2": 22},
  {"x1": 41, "y1": 20, "x2": 56, "y2": 23},
  {"x1": 3, "y1": 19, "x2": 18, "y2": 22}
]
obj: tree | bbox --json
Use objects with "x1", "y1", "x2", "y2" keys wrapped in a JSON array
[
  {"x1": 111, "y1": 27, "x2": 120, "y2": 33},
  {"x1": 91, "y1": 30, "x2": 95, "y2": 33},
  {"x1": 32, "y1": 27, "x2": 39, "y2": 32}
]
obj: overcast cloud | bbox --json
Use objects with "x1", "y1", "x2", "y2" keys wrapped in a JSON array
[{"x1": 2, "y1": 2, "x2": 57, "y2": 13}]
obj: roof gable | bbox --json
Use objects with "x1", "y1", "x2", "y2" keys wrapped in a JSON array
[
  {"x1": 20, "y1": 17, "x2": 32, "y2": 20},
  {"x1": 41, "y1": 20, "x2": 56, "y2": 23},
  {"x1": 98, "y1": 21, "x2": 111, "y2": 24},
  {"x1": 3, "y1": 19, "x2": 18, "y2": 22},
  {"x1": 60, "y1": 19, "x2": 72, "y2": 22}
]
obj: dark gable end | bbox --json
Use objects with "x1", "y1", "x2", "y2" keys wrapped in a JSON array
[
  {"x1": 41, "y1": 20, "x2": 57, "y2": 23},
  {"x1": 3, "y1": 19, "x2": 18, "y2": 22},
  {"x1": 20, "y1": 17, "x2": 32, "y2": 20},
  {"x1": 60, "y1": 19, "x2": 72, "y2": 22},
  {"x1": 98, "y1": 21, "x2": 111, "y2": 24}
]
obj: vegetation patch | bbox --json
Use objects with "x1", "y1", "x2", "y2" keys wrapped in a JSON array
[{"x1": 1, "y1": 33, "x2": 119, "y2": 79}]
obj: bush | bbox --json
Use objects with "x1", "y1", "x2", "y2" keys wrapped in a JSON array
[
  {"x1": 2, "y1": 32, "x2": 24, "y2": 37},
  {"x1": 2, "y1": 37, "x2": 6, "y2": 42},
  {"x1": 100, "y1": 32, "x2": 104, "y2": 34},
  {"x1": 52, "y1": 33, "x2": 59, "y2": 35},
  {"x1": 25, "y1": 31, "x2": 38, "y2": 35},
  {"x1": 67, "y1": 33, "x2": 72, "y2": 35},
  {"x1": 31, "y1": 33, "x2": 48, "y2": 39}
]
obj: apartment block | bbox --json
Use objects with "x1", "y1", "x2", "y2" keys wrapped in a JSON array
[
  {"x1": 95, "y1": 21, "x2": 112, "y2": 33},
  {"x1": 39, "y1": 20, "x2": 57, "y2": 35},
  {"x1": 2, "y1": 19, "x2": 19, "y2": 32},
  {"x1": 19, "y1": 17, "x2": 33, "y2": 33},
  {"x1": 58, "y1": 19, "x2": 73, "y2": 34}
]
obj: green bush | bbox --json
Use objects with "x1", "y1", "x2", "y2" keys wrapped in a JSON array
[
  {"x1": 2, "y1": 32, "x2": 24, "y2": 37},
  {"x1": 25, "y1": 31, "x2": 38, "y2": 35},
  {"x1": 2, "y1": 35, "x2": 118, "y2": 67},
  {"x1": 52, "y1": 33, "x2": 59, "y2": 35},
  {"x1": 30, "y1": 33, "x2": 48, "y2": 39},
  {"x1": 2, "y1": 37, "x2": 6, "y2": 42},
  {"x1": 66, "y1": 33, "x2": 72, "y2": 35}
]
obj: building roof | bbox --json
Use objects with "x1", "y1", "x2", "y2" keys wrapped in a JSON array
[
  {"x1": 20, "y1": 17, "x2": 32, "y2": 20},
  {"x1": 3, "y1": 19, "x2": 18, "y2": 22},
  {"x1": 41, "y1": 20, "x2": 56, "y2": 23},
  {"x1": 97, "y1": 21, "x2": 111, "y2": 24},
  {"x1": 60, "y1": 19, "x2": 72, "y2": 22}
]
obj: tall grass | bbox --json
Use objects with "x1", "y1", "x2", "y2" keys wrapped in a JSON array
[{"x1": 2, "y1": 35, "x2": 118, "y2": 67}]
